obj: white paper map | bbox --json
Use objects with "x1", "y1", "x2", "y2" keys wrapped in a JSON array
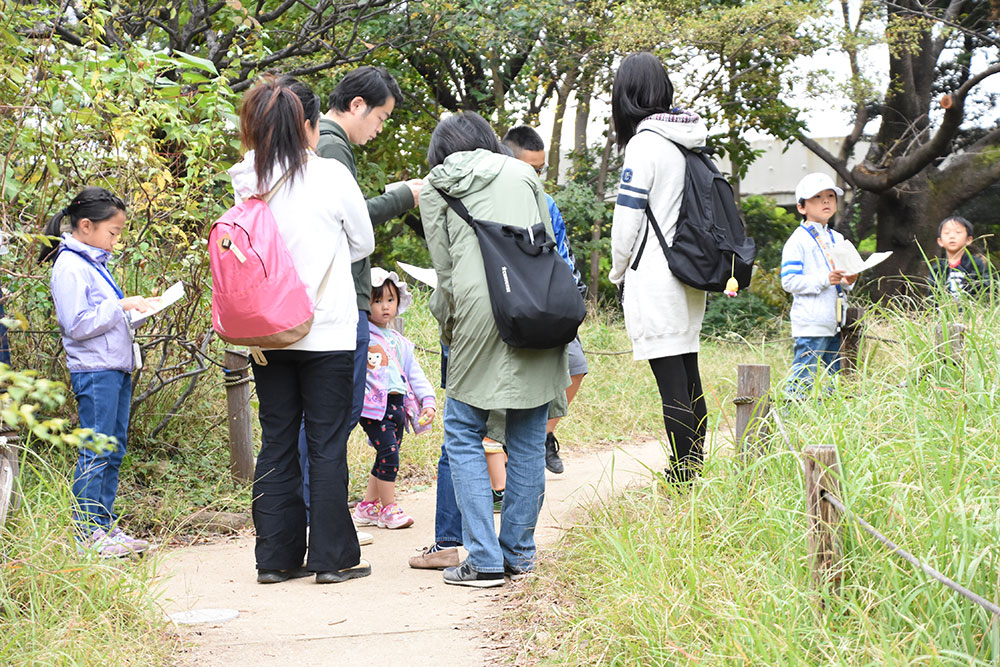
[
  {"x1": 830, "y1": 243, "x2": 892, "y2": 275},
  {"x1": 131, "y1": 281, "x2": 185, "y2": 325},
  {"x1": 397, "y1": 261, "x2": 437, "y2": 289}
]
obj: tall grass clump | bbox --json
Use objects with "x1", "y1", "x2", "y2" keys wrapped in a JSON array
[
  {"x1": 0, "y1": 447, "x2": 175, "y2": 665},
  {"x1": 512, "y1": 294, "x2": 1000, "y2": 665}
]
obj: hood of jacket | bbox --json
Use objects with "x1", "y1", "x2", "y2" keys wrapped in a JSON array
[
  {"x1": 425, "y1": 149, "x2": 510, "y2": 198},
  {"x1": 228, "y1": 150, "x2": 307, "y2": 201},
  {"x1": 635, "y1": 111, "x2": 708, "y2": 151}
]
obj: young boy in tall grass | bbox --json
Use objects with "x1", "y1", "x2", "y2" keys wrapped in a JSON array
[
  {"x1": 928, "y1": 215, "x2": 992, "y2": 297},
  {"x1": 780, "y1": 173, "x2": 858, "y2": 394}
]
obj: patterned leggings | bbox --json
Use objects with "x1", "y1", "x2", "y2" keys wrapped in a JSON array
[{"x1": 360, "y1": 394, "x2": 405, "y2": 482}]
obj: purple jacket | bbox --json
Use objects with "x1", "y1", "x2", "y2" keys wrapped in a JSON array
[
  {"x1": 362, "y1": 321, "x2": 435, "y2": 433},
  {"x1": 51, "y1": 234, "x2": 135, "y2": 372}
]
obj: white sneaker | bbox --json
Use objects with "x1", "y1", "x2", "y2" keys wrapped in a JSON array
[{"x1": 357, "y1": 530, "x2": 374, "y2": 546}]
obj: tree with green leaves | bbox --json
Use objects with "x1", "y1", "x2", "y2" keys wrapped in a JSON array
[{"x1": 796, "y1": 0, "x2": 1000, "y2": 295}]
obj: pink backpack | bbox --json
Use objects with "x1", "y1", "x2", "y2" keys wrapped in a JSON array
[{"x1": 209, "y1": 170, "x2": 333, "y2": 354}]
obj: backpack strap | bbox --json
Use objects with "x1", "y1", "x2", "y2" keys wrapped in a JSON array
[
  {"x1": 433, "y1": 188, "x2": 475, "y2": 228},
  {"x1": 630, "y1": 205, "x2": 671, "y2": 271}
]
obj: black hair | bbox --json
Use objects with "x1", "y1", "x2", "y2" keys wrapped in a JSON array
[
  {"x1": 501, "y1": 126, "x2": 545, "y2": 154},
  {"x1": 938, "y1": 215, "x2": 973, "y2": 238},
  {"x1": 239, "y1": 74, "x2": 321, "y2": 188},
  {"x1": 329, "y1": 66, "x2": 403, "y2": 113},
  {"x1": 38, "y1": 186, "x2": 126, "y2": 263},
  {"x1": 426, "y1": 112, "x2": 503, "y2": 168},
  {"x1": 611, "y1": 52, "x2": 675, "y2": 149},
  {"x1": 371, "y1": 279, "x2": 398, "y2": 302}
]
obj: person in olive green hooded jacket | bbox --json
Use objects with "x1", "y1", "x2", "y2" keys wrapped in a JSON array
[{"x1": 420, "y1": 112, "x2": 570, "y2": 587}]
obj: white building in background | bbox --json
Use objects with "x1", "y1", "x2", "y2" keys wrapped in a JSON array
[{"x1": 715, "y1": 137, "x2": 870, "y2": 207}]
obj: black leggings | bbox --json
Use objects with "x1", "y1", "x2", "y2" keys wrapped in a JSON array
[
  {"x1": 360, "y1": 394, "x2": 405, "y2": 482},
  {"x1": 648, "y1": 353, "x2": 707, "y2": 472}
]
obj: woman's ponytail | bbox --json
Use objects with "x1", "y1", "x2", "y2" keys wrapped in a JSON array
[
  {"x1": 38, "y1": 187, "x2": 126, "y2": 263},
  {"x1": 239, "y1": 74, "x2": 321, "y2": 189}
]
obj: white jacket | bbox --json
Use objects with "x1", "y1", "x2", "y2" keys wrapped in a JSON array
[
  {"x1": 609, "y1": 115, "x2": 708, "y2": 360},
  {"x1": 780, "y1": 221, "x2": 852, "y2": 337},
  {"x1": 229, "y1": 150, "x2": 374, "y2": 351}
]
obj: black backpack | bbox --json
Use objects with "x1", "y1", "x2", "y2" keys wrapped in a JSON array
[
  {"x1": 436, "y1": 189, "x2": 586, "y2": 349},
  {"x1": 631, "y1": 135, "x2": 756, "y2": 292}
]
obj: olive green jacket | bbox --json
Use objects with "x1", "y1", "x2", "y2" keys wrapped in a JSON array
[
  {"x1": 316, "y1": 117, "x2": 414, "y2": 312},
  {"x1": 421, "y1": 149, "x2": 569, "y2": 410}
]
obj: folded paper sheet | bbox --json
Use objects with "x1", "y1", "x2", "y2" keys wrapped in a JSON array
[{"x1": 830, "y1": 242, "x2": 892, "y2": 275}]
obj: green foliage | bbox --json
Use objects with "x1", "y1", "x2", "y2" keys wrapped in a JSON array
[
  {"x1": 741, "y1": 194, "x2": 799, "y2": 270},
  {"x1": 0, "y1": 365, "x2": 110, "y2": 453},
  {"x1": 702, "y1": 291, "x2": 783, "y2": 338},
  {"x1": 553, "y1": 181, "x2": 615, "y2": 302}
]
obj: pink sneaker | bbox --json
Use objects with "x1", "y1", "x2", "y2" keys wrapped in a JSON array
[
  {"x1": 377, "y1": 503, "x2": 414, "y2": 530},
  {"x1": 352, "y1": 500, "x2": 381, "y2": 526},
  {"x1": 108, "y1": 526, "x2": 150, "y2": 553}
]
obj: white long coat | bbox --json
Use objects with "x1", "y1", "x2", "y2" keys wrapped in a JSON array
[{"x1": 609, "y1": 116, "x2": 709, "y2": 360}]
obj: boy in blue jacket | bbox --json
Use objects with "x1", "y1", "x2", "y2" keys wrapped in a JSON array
[{"x1": 781, "y1": 173, "x2": 858, "y2": 394}]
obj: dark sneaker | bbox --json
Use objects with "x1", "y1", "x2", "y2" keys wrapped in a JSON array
[
  {"x1": 257, "y1": 566, "x2": 311, "y2": 584},
  {"x1": 504, "y1": 563, "x2": 531, "y2": 581},
  {"x1": 443, "y1": 561, "x2": 505, "y2": 588},
  {"x1": 544, "y1": 432, "x2": 564, "y2": 474},
  {"x1": 492, "y1": 488, "x2": 504, "y2": 514},
  {"x1": 315, "y1": 559, "x2": 371, "y2": 584}
]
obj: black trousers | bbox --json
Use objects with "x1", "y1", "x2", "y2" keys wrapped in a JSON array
[
  {"x1": 250, "y1": 349, "x2": 359, "y2": 572},
  {"x1": 648, "y1": 353, "x2": 708, "y2": 473}
]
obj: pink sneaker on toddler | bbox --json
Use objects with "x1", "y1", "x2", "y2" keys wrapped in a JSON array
[
  {"x1": 352, "y1": 500, "x2": 381, "y2": 526},
  {"x1": 378, "y1": 503, "x2": 413, "y2": 529}
]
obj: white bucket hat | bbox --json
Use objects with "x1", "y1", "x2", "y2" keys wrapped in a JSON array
[
  {"x1": 370, "y1": 267, "x2": 413, "y2": 315},
  {"x1": 795, "y1": 172, "x2": 844, "y2": 203}
]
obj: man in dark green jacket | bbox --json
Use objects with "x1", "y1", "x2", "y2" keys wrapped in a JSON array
[{"x1": 299, "y1": 66, "x2": 422, "y2": 529}]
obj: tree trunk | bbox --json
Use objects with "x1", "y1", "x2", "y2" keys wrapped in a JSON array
[
  {"x1": 573, "y1": 70, "x2": 594, "y2": 157},
  {"x1": 549, "y1": 67, "x2": 579, "y2": 185},
  {"x1": 589, "y1": 127, "x2": 615, "y2": 305}
]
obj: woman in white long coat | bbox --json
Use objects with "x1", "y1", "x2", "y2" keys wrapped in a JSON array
[{"x1": 608, "y1": 52, "x2": 710, "y2": 483}]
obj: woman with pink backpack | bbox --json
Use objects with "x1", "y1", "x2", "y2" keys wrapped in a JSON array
[{"x1": 227, "y1": 74, "x2": 374, "y2": 584}]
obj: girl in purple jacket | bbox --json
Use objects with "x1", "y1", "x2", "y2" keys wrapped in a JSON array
[
  {"x1": 40, "y1": 187, "x2": 158, "y2": 556},
  {"x1": 352, "y1": 268, "x2": 436, "y2": 530}
]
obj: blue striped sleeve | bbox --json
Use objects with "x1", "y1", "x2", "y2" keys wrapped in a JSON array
[
  {"x1": 619, "y1": 183, "x2": 649, "y2": 195},
  {"x1": 616, "y1": 193, "x2": 647, "y2": 209}
]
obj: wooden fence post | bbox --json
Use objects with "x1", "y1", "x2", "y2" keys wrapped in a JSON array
[
  {"x1": 802, "y1": 444, "x2": 844, "y2": 594},
  {"x1": 734, "y1": 364, "x2": 770, "y2": 458},
  {"x1": 839, "y1": 306, "x2": 864, "y2": 375},
  {"x1": 224, "y1": 349, "x2": 254, "y2": 483},
  {"x1": 935, "y1": 322, "x2": 966, "y2": 364},
  {"x1": 0, "y1": 430, "x2": 19, "y2": 528}
]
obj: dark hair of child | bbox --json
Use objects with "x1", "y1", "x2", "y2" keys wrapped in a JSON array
[
  {"x1": 611, "y1": 52, "x2": 674, "y2": 149},
  {"x1": 501, "y1": 126, "x2": 545, "y2": 153},
  {"x1": 371, "y1": 279, "x2": 398, "y2": 303},
  {"x1": 38, "y1": 187, "x2": 126, "y2": 263},
  {"x1": 239, "y1": 74, "x2": 321, "y2": 188},
  {"x1": 426, "y1": 112, "x2": 503, "y2": 168},
  {"x1": 937, "y1": 215, "x2": 973, "y2": 238},
  {"x1": 328, "y1": 65, "x2": 403, "y2": 112}
]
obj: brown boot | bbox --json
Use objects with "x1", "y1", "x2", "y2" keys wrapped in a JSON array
[{"x1": 408, "y1": 544, "x2": 460, "y2": 570}]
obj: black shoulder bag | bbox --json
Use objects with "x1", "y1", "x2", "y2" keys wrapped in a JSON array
[{"x1": 435, "y1": 189, "x2": 586, "y2": 349}]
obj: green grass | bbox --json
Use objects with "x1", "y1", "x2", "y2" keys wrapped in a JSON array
[
  {"x1": 506, "y1": 296, "x2": 1000, "y2": 665},
  {"x1": 0, "y1": 449, "x2": 176, "y2": 665}
]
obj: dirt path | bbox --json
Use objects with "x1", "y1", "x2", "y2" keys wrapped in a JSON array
[{"x1": 157, "y1": 438, "x2": 667, "y2": 666}]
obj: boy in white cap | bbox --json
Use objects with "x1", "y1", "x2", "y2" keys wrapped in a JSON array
[{"x1": 780, "y1": 173, "x2": 858, "y2": 393}]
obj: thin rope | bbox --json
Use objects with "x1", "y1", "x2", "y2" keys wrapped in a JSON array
[{"x1": 822, "y1": 491, "x2": 1000, "y2": 617}]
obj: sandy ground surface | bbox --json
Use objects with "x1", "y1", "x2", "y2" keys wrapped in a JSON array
[{"x1": 156, "y1": 438, "x2": 668, "y2": 666}]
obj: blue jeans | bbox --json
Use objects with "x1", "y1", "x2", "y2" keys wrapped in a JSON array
[
  {"x1": 788, "y1": 335, "x2": 841, "y2": 392},
  {"x1": 434, "y1": 442, "x2": 463, "y2": 547},
  {"x1": 298, "y1": 311, "x2": 369, "y2": 516},
  {"x1": 70, "y1": 370, "x2": 131, "y2": 533},
  {"x1": 444, "y1": 397, "x2": 548, "y2": 574}
]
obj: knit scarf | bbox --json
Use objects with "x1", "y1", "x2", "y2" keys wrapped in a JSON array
[{"x1": 642, "y1": 109, "x2": 701, "y2": 124}]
